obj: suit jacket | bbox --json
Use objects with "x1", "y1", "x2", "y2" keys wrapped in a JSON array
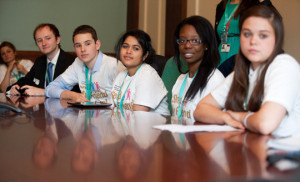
[{"x1": 7, "y1": 49, "x2": 80, "y2": 92}]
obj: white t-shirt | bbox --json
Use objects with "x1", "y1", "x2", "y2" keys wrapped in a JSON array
[
  {"x1": 111, "y1": 63, "x2": 170, "y2": 115},
  {"x1": 171, "y1": 69, "x2": 224, "y2": 124},
  {"x1": 61, "y1": 53, "x2": 125, "y2": 103},
  {"x1": 0, "y1": 59, "x2": 33, "y2": 85},
  {"x1": 212, "y1": 54, "x2": 300, "y2": 137}
]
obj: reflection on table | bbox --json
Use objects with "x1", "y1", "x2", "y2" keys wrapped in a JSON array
[{"x1": 0, "y1": 94, "x2": 299, "y2": 181}]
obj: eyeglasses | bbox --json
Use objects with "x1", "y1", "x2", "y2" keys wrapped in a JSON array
[{"x1": 176, "y1": 39, "x2": 202, "y2": 46}]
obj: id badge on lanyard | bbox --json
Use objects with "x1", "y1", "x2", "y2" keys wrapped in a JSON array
[
  {"x1": 221, "y1": 31, "x2": 230, "y2": 53},
  {"x1": 221, "y1": 1, "x2": 239, "y2": 53},
  {"x1": 221, "y1": 31, "x2": 228, "y2": 44},
  {"x1": 221, "y1": 43, "x2": 231, "y2": 53}
]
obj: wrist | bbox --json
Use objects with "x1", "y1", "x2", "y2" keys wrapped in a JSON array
[
  {"x1": 7, "y1": 67, "x2": 13, "y2": 72},
  {"x1": 222, "y1": 112, "x2": 233, "y2": 125},
  {"x1": 243, "y1": 112, "x2": 254, "y2": 128}
]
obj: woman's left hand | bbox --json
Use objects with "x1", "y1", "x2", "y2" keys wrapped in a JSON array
[
  {"x1": 226, "y1": 110, "x2": 248, "y2": 123},
  {"x1": 223, "y1": 113, "x2": 245, "y2": 130}
]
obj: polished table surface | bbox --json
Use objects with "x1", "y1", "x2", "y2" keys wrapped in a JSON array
[{"x1": 0, "y1": 94, "x2": 299, "y2": 182}]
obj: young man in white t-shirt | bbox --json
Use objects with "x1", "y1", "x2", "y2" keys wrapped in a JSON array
[{"x1": 45, "y1": 25, "x2": 124, "y2": 103}]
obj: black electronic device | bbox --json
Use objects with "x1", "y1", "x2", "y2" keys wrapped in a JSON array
[
  {"x1": 0, "y1": 102, "x2": 23, "y2": 113},
  {"x1": 17, "y1": 88, "x2": 28, "y2": 95},
  {"x1": 67, "y1": 102, "x2": 112, "y2": 108}
]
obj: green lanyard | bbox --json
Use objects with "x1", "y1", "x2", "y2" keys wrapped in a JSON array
[
  {"x1": 12, "y1": 72, "x2": 21, "y2": 80},
  {"x1": 243, "y1": 87, "x2": 249, "y2": 111},
  {"x1": 116, "y1": 65, "x2": 142, "y2": 111},
  {"x1": 177, "y1": 71, "x2": 198, "y2": 118},
  {"x1": 85, "y1": 65, "x2": 93, "y2": 100}
]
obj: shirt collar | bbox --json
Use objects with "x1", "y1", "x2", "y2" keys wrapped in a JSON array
[
  {"x1": 47, "y1": 49, "x2": 60, "y2": 65},
  {"x1": 249, "y1": 63, "x2": 264, "y2": 78},
  {"x1": 82, "y1": 51, "x2": 103, "y2": 73}
]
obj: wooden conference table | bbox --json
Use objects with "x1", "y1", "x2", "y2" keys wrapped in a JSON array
[{"x1": 0, "y1": 94, "x2": 299, "y2": 182}]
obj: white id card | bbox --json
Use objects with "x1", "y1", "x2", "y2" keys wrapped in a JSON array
[{"x1": 221, "y1": 44, "x2": 231, "y2": 52}]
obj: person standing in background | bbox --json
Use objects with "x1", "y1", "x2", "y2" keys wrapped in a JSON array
[{"x1": 0, "y1": 41, "x2": 33, "y2": 93}]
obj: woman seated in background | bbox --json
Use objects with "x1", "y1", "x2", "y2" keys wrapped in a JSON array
[
  {"x1": 0, "y1": 41, "x2": 33, "y2": 93},
  {"x1": 111, "y1": 30, "x2": 170, "y2": 116},
  {"x1": 194, "y1": 5, "x2": 300, "y2": 137},
  {"x1": 171, "y1": 16, "x2": 224, "y2": 124}
]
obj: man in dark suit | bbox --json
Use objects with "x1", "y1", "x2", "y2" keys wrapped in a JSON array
[{"x1": 7, "y1": 23, "x2": 79, "y2": 95}]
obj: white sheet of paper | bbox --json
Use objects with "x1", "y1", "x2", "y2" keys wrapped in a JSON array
[{"x1": 153, "y1": 124, "x2": 240, "y2": 133}]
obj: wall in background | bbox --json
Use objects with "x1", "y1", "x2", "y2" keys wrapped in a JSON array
[
  {"x1": 139, "y1": 0, "x2": 166, "y2": 55},
  {"x1": 272, "y1": 0, "x2": 300, "y2": 62},
  {"x1": 0, "y1": 0, "x2": 127, "y2": 53}
]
